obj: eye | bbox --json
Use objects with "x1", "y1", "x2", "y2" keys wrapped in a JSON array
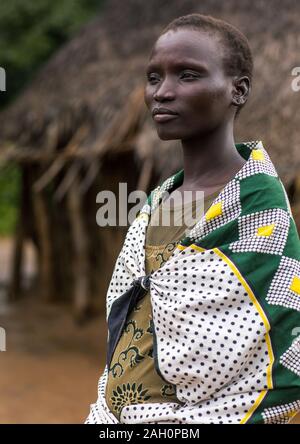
[
  {"x1": 146, "y1": 73, "x2": 160, "y2": 84},
  {"x1": 181, "y1": 71, "x2": 199, "y2": 80}
]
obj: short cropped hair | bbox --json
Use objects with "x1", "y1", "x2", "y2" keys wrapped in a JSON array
[{"x1": 160, "y1": 14, "x2": 253, "y2": 117}]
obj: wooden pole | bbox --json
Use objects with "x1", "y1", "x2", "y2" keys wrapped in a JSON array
[
  {"x1": 7, "y1": 167, "x2": 26, "y2": 301},
  {"x1": 32, "y1": 189, "x2": 53, "y2": 301},
  {"x1": 8, "y1": 215, "x2": 24, "y2": 301},
  {"x1": 67, "y1": 176, "x2": 90, "y2": 320}
]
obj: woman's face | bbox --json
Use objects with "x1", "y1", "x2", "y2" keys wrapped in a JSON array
[{"x1": 144, "y1": 28, "x2": 237, "y2": 141}]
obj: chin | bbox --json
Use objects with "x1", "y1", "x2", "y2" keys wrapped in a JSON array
[{"x1": 156, "y1": 129, "x2": 184, "y2": 141}]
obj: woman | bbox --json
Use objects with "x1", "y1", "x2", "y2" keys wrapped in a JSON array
[{"x1": 86, "y1": 14, "x2": 300, "y2": 424}]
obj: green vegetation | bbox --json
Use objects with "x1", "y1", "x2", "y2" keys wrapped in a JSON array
[
  {"x1": 0, "y1": 0, "x2": 105, "y2": 108},
  {"x1": 0, "y1": 0, "x2": 106, "y2": 234},
  {"x1": 0, "y1": 164, "x2": 21, "y2": 236}
]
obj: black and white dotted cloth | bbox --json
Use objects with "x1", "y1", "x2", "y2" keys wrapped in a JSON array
[{"x1": 85, "y1": 141, "x2": 300, "y2": 424}]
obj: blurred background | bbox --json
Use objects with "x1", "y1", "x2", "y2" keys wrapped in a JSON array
[{"x1": 0, "y1": 0, "x2": 299, "y2": 424}]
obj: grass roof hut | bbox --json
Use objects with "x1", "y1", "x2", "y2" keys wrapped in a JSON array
[{"x1": 0, "y1": 0, "x2": 299, "y2": 320}]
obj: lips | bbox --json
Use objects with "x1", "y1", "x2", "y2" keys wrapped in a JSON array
[
  {"x1": 152, "y1": 107, "x2": 179, "y2": 123},
  {"x1": 152, "y1": 107, "x2": 178, "y2": 116},
  {"x1": 153, "y1": 113, "x2": 178, "y2": 123}
]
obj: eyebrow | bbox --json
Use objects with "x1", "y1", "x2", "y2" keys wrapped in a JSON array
[{"x1": 146, "y1": 59, "x2": 209, "y2": 73}]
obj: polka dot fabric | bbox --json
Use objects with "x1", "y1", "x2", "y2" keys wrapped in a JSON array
[
  {"x1": 85, "y1": 367, "x2": 119, "y2": 424},
  {"x1": 188, "y1": 179, "x2": 241, "y2": 243},
  {"x1": 106, "y1": 211, "x2": 150, "y2": 321},
  {"x1": 229, "y1": 208, "x2": 290, "y2": 255},
  {"x1": 85, "y1": 141, "x2": 300, "y2": 424},
  {"x1": 279, "y1": 336, "x2": 300, "y2": 377},
  {"x1": 266, "y1": 256, "x2": 300, "y2": 311},
  {"x1": 235, "y1": 141, "x2": 278, "y2": 180},
  {"x1": 151, "y1": 248, "x2": 270, "y2": 396},
  {"x1": 120, "y1": 391, "x2": 267, "y2": 424},
  {"x1": 262, "y1": 400, "x2": 300, "y2": 424},
  {"x1": 139, "y1": 247, "x2": 271, "y2": 423}
]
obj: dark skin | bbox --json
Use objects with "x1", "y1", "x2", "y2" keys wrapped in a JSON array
[{"x1": 144, "y1": 28, "x2": 251, "y2": 200}]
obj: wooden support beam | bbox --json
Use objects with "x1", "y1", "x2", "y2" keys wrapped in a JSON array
[
  {"x1": 32, "y1": 190, "x2": 53, "y2": 302},
  {"x1": 67, "y1": 177, "x2": 90, "y2": 321}
]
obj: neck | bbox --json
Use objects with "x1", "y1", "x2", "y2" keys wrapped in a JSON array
[{"x1": 180, "y1": 122, "x2": 246, "y2": 190}]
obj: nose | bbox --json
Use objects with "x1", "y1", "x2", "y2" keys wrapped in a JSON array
[{"x1": 153, "y1": 78, "x2": 175, "y2": 102}]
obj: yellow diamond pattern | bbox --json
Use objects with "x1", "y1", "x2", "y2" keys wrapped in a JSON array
[
  {"x1": 256, "y1": 224, "x2": 275, "y2": 237},
  {"x1": 205, "y1": 202, "x2": 223, "y2": 221},
  {"x1": 290, "y1": 276, "x2": 300, "y2": 295},
  {"x1": 251, "y1": 149, "x2": 265, "y2": 161}
]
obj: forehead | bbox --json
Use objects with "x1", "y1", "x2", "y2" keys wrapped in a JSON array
[{"x1": 148, "y1": 28, "x2": 224, "y2": 70}]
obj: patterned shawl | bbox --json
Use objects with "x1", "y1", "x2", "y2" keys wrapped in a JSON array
[{"x1": 85, "y1": 140, "x2": 300, "y2": 424}]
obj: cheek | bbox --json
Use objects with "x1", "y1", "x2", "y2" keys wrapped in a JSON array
[
  {"x1": 209, "y1": 82, "x2": 232, "y2": 109},
  {"x1": 144, "y1": 85, "x2": 152, "y2": 109},
  {"x1": 187, "y1": 80, "x2": 231, "y2": 115}
]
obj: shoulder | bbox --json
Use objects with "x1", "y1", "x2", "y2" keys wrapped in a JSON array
[{"x1": 239, "y1": 173, "x2": 293, "y2": 216}]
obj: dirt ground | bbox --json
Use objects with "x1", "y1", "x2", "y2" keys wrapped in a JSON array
[
  {"x1": 0, "y1": 293, "x2": 108, "y2": 424},
  {"x1": 0, "y1": 238, "x2": 107, "y2": 424}
]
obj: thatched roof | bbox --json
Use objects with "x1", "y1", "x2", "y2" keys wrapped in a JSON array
[{"x1": 0, "y1": 0, "x2": 299, "y2": 185}]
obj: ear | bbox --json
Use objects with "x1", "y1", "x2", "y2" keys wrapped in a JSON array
[{"x1": 231, "y1": 76, "x2": 251, "y2": 107}]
